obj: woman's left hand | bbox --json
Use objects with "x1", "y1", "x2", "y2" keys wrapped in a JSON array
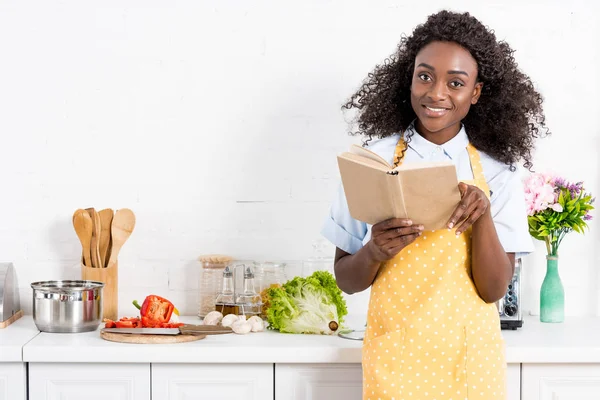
[{"x1": 447, "y1": 182, "x2": 490, "y2": 235}]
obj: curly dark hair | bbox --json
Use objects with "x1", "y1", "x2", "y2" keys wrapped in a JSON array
[{"x1": 343, "y1": 10, "x2": 548, "y2": 169}]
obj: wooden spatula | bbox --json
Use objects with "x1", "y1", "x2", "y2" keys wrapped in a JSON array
[
  {"x1": 98, "y1": 208, "x2": 114, "y2": 268},
  {"x1": 72, "y1": 209, "x2": 93, "y2": 268},
  {"x1": 107, "y1": 208, "x2": 136, "y2": 268},
  {"x1": 85, "y1": 208, "x2": 102, "y2": 268}
]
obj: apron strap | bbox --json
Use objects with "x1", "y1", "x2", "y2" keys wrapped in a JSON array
[
  {"x1": 393, "y1": 137, "x2": 491, "y2": 199},
  {"x1": 393, "y1": 136, "x2": 408, "y2": 168}
]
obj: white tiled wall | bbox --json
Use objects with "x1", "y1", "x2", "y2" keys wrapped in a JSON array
[{"x1": 1, "y1": 0, "x2": 598, "y2": 319}]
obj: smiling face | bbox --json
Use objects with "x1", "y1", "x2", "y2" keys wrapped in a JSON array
[{"x1": 410, "y1": 41, "x2": 483, "y2": 144}]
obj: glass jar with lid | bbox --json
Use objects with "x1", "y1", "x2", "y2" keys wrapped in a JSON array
[{"x1": 197, "y1": 254, "x2": 233, "y2": 318}]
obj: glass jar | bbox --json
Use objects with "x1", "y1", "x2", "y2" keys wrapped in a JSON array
[
  {"x1": 197, "y1": 254, "x2": 233, "y2": 318},
  {"x1": 302, "y1": 238, "x2": 335, "y2": 277},
  {"x1": 255, "y1": 261, "x2": 287, "y2": 293},
  {"x1": 255, "y1": 261, "x2": 287, "y2": 319}
]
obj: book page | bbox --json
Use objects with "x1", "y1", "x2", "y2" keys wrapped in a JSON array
[
  {"x1": 349, "y1": 144, "x2": 393, "y2": 169},
  {"x1": 338, "y1": 152, "x2": 391, "y2": 173},
  {"x1": 394, "y1": 160, "x2": 454, "y2": 171},
  {"x1": 337, "y1": 155, "x2": 406, "y2": 225},
  {"x1": 399, "y1": 164, "x2": 461, "y2": 230}
]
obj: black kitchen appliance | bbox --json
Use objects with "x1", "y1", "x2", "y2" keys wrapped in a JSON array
[{"x1": 498, "y1": 258, "x2": 523, "y2": 330}]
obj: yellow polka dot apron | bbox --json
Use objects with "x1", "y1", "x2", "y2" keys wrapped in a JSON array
[{"x1": 362, "y1": 137, "x2": 506, "y2": 400}]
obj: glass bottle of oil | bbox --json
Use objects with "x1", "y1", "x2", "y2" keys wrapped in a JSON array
[
  {"x1": 235, "y1": 265, "x2": 262, "y2": 317},
  {"x1": 214, "y1": 266, "x2": 239, "y2": 315}
]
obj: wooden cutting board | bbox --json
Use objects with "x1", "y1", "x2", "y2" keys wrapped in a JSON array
[{"x1": 100, "y1": 330, "x2": 206, "y2": 344}]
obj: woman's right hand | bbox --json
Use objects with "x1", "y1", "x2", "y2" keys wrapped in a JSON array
[{"x1": 366, "y1": 218, "x2": 424, "y2": 263}]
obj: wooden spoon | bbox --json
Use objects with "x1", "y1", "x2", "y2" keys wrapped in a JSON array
[
  {"x1": 98, "y1": 208, "x2": 114, "y2": 268},
  {"x1": 107, "y1": 208, "x2": 136, "y2": 268},
  {"x1": 72, "y1": 212, "x2": 84, "y2": 265},
  {"x1": 72, "y1": 209, "x2": 93, "y2": 268},
  {"x1": 85, "y1": 208, "x2": 102, "y2": 268}
]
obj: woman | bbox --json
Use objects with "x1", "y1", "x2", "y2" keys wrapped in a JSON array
[{"x1": 322, "y1": 10, "x2": 547, "y2": 400}]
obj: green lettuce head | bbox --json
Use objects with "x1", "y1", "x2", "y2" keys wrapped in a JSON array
[{"x1": 265, "y1": 270, "x2": 348, "y2": 335}]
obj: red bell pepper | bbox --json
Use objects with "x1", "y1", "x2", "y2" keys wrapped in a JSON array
[{"x1": 140, "y1": 295, "x2": 175, "y2": 327}]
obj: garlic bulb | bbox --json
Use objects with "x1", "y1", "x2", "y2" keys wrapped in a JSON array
[
  {"x1": 221, "y1": 314, "x2": 239, "y2": 328},
  {"x1": 202, "y1": 311, "x2": 223, "y2": 326},
  {"x1": 247, "y1": 316, "x2": 264, "y2": 332},
  {"x1": 231, "y1": 319, "x2": 252, "y2": 334}
]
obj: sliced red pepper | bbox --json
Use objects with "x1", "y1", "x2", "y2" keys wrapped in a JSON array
[
  {"x1": 106, "y1": 316, "x2": 181, "y2": 329},
  {"x1": 123, "y1": 317, "x2": 142, "y2": 328},
  {"x1": 115, "y1": 320, "x2": 136, "y2": 329},
  {"x1": 141, "y1": 316, "x2": 159, "y2": 328},
  {"x1": 105, "y1": 317, "x2": 142, "y2": 329},
  {"x1": 159, "y1": 322, "x2": 185, "y2": 328},
  {"x1": 140, "y1": 295, "x2": 175, "y2": 327}
]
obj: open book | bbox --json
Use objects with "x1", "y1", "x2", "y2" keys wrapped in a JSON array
[{"x1": 337, "y1": 144, "x2": 461, "y2": 230}]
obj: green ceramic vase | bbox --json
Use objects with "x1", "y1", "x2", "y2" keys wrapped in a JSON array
[{"x1": 540, "y1": 256, "x2": 564, "y2": 323}]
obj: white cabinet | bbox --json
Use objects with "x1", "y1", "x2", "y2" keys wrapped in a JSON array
[
  {"x1": 152, "y1": 364, "x2": 274, "y2": 400},
  {"x1": 0, "y1": 363, "x2": 26, "y2": 400},
  {"x1": 522, "y1": 364, "x2": 600, "y2": 400},
  {"x1": 23, "y1": 361, "x2": 600, "y2": 399},
  {"x1": 29, "y1": 363, "x2": 150, "y2": 400},
  {"x1": 275, "y1": 364, "x2": 363, "y2": 400},
  {"x1": 275, "y1": 363, "x2": 520, "y2": 400},
  {"x1": 506, "y1": 364, "x2": 521, "y2": 400}
]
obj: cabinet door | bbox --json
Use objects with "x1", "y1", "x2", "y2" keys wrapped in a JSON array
[
  {"x1": 506, "y1": 364, "x2": 521, "y2": 400},
  {"x1": 522, "y1": 364, "x2": 600, "y2": 400},
  {"x1": 29, "y1": 363, "x2": 150, "y2": 400},
  {"x1": 275, "y1": 363, "x2": 518, "y2": 400},
  {"x1": 152, "y1": 364, "x2": 274, "y2": 400},
  {"x1": 275, "y1": 364, "x2": 362, "y2": 400},
  {"x1": 0, "y1": 363, "x2": 26, "y2": 400}
]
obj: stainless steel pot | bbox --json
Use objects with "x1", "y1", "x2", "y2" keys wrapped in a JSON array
[{"x1": 30, "y1": 280, "x2": 105, "y2": 333}]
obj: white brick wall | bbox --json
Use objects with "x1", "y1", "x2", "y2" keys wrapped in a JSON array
[{"x1": 1, "y1": 0, "x2": 598, "y2": 319}]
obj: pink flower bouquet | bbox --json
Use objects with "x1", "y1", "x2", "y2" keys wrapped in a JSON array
[{"x1": 524, "y1": 173, "x2": 594, "y2": 256}]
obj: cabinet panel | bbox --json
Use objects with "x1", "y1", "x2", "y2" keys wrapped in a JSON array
[
  {"x1": 506, "y1": 364, "x2": 520, "y2": 400},
  {"x1": 0, "y1": 363, "x2": 26, "y2": 400},
  {"x1": 276, "y1": 363, "x2": 519, "y2": 400},
  {"x1": 152, "y1": 364, "x2": 274, "y2": 400},
  {"x1": 522, "y1": 364, "x2": 600, "y2": 400},
  {"x1": 276, "y1": 364, "x2": 362, "y2": 400},
  {"x1": 29, "y1": 363, "x2": 150, "y2": 400}
]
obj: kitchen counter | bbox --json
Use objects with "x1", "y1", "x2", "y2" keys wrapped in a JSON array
[
  {"x1": 23, "y1": 316, "x2": 364, "y2": 364},
  {"x1": 0, "y1": 316, "x2": 40, "y2": 361},
  {"x1": 502, "y1": 315, "x2": 600, "y2": 363},
  {"x1": 18, "y1": 315, "x2": 600, "y2": 364}
]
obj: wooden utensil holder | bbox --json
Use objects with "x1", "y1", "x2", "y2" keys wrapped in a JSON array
[{"x1": 81, "y1": 262, "x2": 118, "y2": 321}]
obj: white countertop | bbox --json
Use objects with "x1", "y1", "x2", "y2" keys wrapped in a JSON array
[
  {"x1": 14, "y1": 315, "x2": 600, "y2": 364},
  {"x1": 0, "y1": 316, "x2": 40, "y2": 362},
  {"x1": 502, "y1": 315, "x2": 600, "y2": 363},
  {"x1": 23, "y1": 316, "x2": 364, "y2": 364}
]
